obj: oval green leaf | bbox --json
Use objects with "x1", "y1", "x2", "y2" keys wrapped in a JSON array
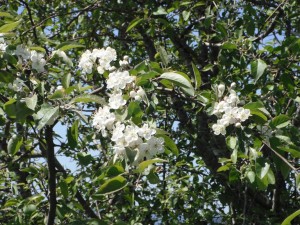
[{"x1": 97, "y1": 176, "x2": 127, "y2": 195}]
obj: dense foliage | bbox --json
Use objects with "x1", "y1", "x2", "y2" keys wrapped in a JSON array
[{"x1": 0, "y1": 0, "x2": 299, "y2": 224}]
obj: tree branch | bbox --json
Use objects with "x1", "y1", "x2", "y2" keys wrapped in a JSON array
[{"x1": 45, "y1": 125, "x2": 57, "y2": 225}]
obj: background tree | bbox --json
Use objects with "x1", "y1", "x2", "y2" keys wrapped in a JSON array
[{"x1": 0, "y1": 0, "x2": 299, "y2": 224}]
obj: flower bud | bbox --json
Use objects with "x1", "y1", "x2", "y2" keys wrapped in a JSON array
[
  {"x1": 235, "y1": 122, "x2": 241, "y2": 128},
  {"x1": 230, "y1": 82, "x2": 236, "y2": 89},
  {"x1": 217, "y1": 84, "x2": 225, "y2": 97}
]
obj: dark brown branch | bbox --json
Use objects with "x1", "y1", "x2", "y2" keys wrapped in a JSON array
[
  {"x1": 18, "y1": 0, "x2": 39, "y2": 43},
  {"x1": 45, "y1": 125, "x2": 56, "y2": 225}
]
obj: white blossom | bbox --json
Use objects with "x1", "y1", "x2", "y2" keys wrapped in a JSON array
[
  {"x1": 111, "y1": 122, "x2": 125, "y2": 143},
  {"x1": 138, "y1": 124, "x2": 156, "y2": 140},
  {"x1": 92, "y1": 47, "x2": 117, "y2": 74},
  {"x1": 212, "y1": 123, "x2": 226, "y2": 135},
  {"x1": 212, "y1": 84, "x2": 251, "y2": 135},
  {"x1": 0, "y1": 38, "x2": 7, "y2": 52},
  {"x1": 8, "y1": 78, "x2": 25, "y2": 92},
  {"x1": 107, "y1": 70, "x2": 134, "y2": 90},
  {"x1": 108, "y1": 90, "x2": 126, "y2": 109},
  {"x1": 124, "y1": 125, "x2": 139, "y2": 147},
  {"x1": 78, "y1": 50, "x2": 94, "y2": 74},
  {"x1": 31, "y1": 50, "x2": 46, "y2": 72},
  {"x1": 92, "y1": 106, "x2": 116, "y2": 135},
  {"x1": 147, "y1": 137, "x2": 165, "y2": 154},
  {"x1": 15, "y1": 45, "x2": 31, "y2": 60}
]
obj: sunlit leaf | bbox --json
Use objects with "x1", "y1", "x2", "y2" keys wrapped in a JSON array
[
  {"x1": 135, "y1": 158, "x2": 167, "y2": 173},
  {"x1": 0, "y1": 20, "x2": 22, "y2": 33},
  {"x1": 159, "y1": 72, "x2": 194, "y2": 96},
  {"x1": 97, "y1": 176, "x2": 127, "y2": 195},
  {"x1": 8, "y1": 135, "x2": 23, "y2": 155}
]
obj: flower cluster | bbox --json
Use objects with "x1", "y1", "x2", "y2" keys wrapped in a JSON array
[
  {"x1": 79, "y1": 47, "x2": 164, "y2": 164},
  {"x1": 0, "y1": 37, "x2": 7, "y2": 52},
  {"x1": 212, "y1": 83, "x2": 251, "y2": 135},
  {"x1": 78, "y1": 47, "x2": 117, "y2": 74},
  {"x1": 15, "y1": 45, "x2": 46, "y2": 72}
]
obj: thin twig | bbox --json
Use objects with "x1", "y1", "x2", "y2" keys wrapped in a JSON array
[
  {"x1": 18, "y1": 0, "x2": 39, "y2": 43},
  {"x1": 262, "y1": 141, "x2": 299, "y2": 175}
]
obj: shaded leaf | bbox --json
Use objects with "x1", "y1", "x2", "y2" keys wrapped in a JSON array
[
  {"x1": 0, "y1": 70, "x2": 14, "y2": 83},
  {"x1": 270, "y1": 115, "x2": 290, "y2": 129},
  {"x1": 192, "y1": 62, "x2": 201, "y2": 89},
  {"x1": 126, "y1": 18, "x2": 143, "y2": 33}
]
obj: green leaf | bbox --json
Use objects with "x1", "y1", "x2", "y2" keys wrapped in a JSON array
[
  {"x1": 4, "y1": 199, "x2": 19, "y2": 207},
  {"x1": 157, "y1": 134, "x2": 179, "y2": 156},
  {"x1": 8, "y1": 135, "x2": 23, "y2": 155},
  {"x1": 71, "y1": 109, "x2": 88, "y2": 123},
  {"x1": 29, "y1": 46, "x2": 46, "y2": 53},
  {"x1": 231, "y1": 149, "x2": 237, "y2": 164},
  {"x1": 135, "y1": 158, "x2": 167, "y2": 173},
  {"x1": 153, "y1": 6, "x2": 168, "y2": 15},
  {"x1": 221, "y1": 42, "x2": 237, "y2": 50},
  {"x1": 23, "y1": 204, "x2": 36, "y2": 215},
  {"x1": 0, "y1": 70, "x2": 14, "y2": 83},
  {"x1": 217, "y1": 164, "x2": 231, "y2": 172},
  {"x1": 243, "y1": 101, "x2": 265, "y2": 110},
  {"x1": 57, "y1": 42, "x2": 85, "y2": 51},
  {"x1": 48, "y1": 90, "x2": 65, "y2": 99},
  {"x1": 270, "y1": 115, "x2": 290, "y2": 129},
  {"x1": 70, "y1": 94, "x2": 106, "y2": 104},
  {"x1": 59, "y1": 180, "x2": 69, "y2": 199},
  {"x1": 159, "y1": 72, "x2": 194, "y2": 96},
  {"x1": 281, "y1": 209, "x2": 300, "y2": 225},
  {"x1": 182, "y1": 10, "x2": 191, "y2": 21},
  {"x1": 247, "y1": 171, "x2": 255, "y2": 183},
  {"x1": 25, "y1": 94, "x2": 37, "y2": 111},
  {"x1": 226, "y1": 136, "x2": 237, "y2": 150},
  {"x1": 77, "y1": 152, "x2": 93, "y2": 166},
  {"x1": 249, "y1": 109, "x2": 268, "y2": 123},
  {"x1": 0, "y1": 12, "x2": 13, "y2": 18},
  {"x1": 68, "y1": 120, "x2": 79, "y2": 148},
  {"x1": 260, "y1": 163, "x2": 270, "y2": 179},
  {"x1": 296, "y1": 174, "x2": 300, "y2": 190},
  {"x1": 0, "y1": 20, "x2": 22, "y2": 33},
  {"x1": 267, "y1": 169, "x2": 275, "y2": 185},
  {"x1": 147, "y1": 170, "x2": 160, "y2": 184},
  {"x1": 157, "y1": 45, "x2": 169, "y2": 67},
  {"x1": 251, "y1": 59, "x2": 267, "y2": 83},
  {"x1": 126, "y1": 18, "x2": 143, "y2": 33},
  {"x1": 62, "y1": 73, "x2": 71, "y2": 89},
  {"x1": 3, "y1": 99, "x2": 17, "y2": 118},
  {"x1": 192, "y1": 63, "x2": 201, "y2": 89},
  {"x1": 127, "y1": 101, "x2": 143, "y2": 118},
  {"x1": 106, "y1": 165, "x2": 124, "y2": 177},
  {"x1": 35, "y1": 105, "x2": 59, "y2": 130},
  {"x1": 97, "y1": 176, "x2": 127, "y2": 195}
]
